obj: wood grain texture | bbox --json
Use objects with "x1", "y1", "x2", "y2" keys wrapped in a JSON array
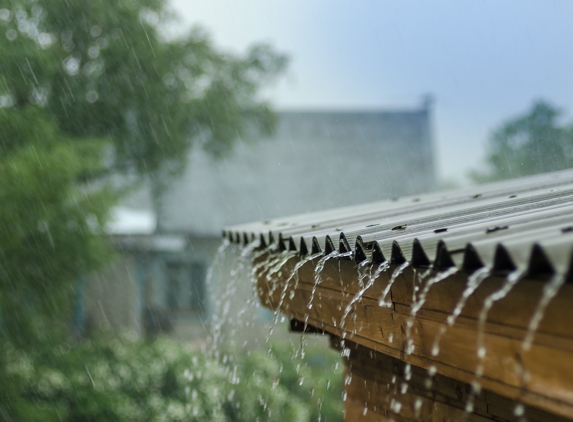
[
  {"x1": 254, "y1": 253, "x2": 573, "y2": 420},
  {"x1": 341, "y1": 341, "x2": 570, "y2": 422}
]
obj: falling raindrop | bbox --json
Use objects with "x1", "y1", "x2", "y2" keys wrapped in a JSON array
[
  {"x1": 0, "y1": 9, "x2": 11, "y2": 21},
  {"x1": 6, "y1": 29, "x2": 17, "y2": 41},
  {"x1": 63, "y1": 56, "x2": 80, "y2": 76},
  {"x1": 90, "y1": 25, "x2": 102, "y2": 37},
  {"x1": 86, "y1": 91, "x2": 99, "y2": 103},
  {"x1": 88, "y1": 46, "x2": 100, "y2": 59}
]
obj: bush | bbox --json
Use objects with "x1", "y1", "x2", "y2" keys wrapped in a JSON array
[{"x1": 0, "y1": 335, "x2": 343, "y2": 421}]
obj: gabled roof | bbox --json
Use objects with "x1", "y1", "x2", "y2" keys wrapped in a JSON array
[
  {"x1": 154, "y1": 107, "x2": 435, "y2": 236},
  {"x1": 225, "y1": 169, "x2": 573, "y2": 279}
]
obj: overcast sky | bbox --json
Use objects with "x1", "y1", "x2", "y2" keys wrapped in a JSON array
[{"x1": 169, "y1": 0, "x2": 573, "y2": 185}]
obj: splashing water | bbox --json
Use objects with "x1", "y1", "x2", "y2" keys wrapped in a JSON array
[
  {"x1": 404, "y1": 266, "x2": 458, "y2": 356},
  {"x1": 522, "y1": 274, "x2": 565, "y2": 352},
  {"x1": 431, "y1": 267, "x2": 491, "y2": 357},
  {"x1": 378, "y1": 261, "x2": 410, "y2": 307},
  {"x1": 465, "y1": 270, "x2": 523, "y2": 414},
  {"x1": 356, "y1": 259, "x2": 372, "y2": 288}
]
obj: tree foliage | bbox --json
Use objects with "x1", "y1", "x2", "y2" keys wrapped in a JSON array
[
  {"x1": 0, "y1": 107, "x2": 116, "y2": 347},
  {"x1": 0, "y1": 0, "x2": 286, "y2": 341},
  {"x1": 0, "y1": 1, "x2": 292, "y2": 419},
  {"x1": 471, "y1": 101, "x2": 573, "y2": 183},
  {"x1": 2, "y1": 336, "x2": 343, "y2": 421},
  {"x1": 1, "y1": 0, "x2": 287, "y2": 175}
]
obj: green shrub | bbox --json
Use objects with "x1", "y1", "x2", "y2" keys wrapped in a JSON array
[
  {"x1": 0, "y1": 335, "x2": 343, "y2": 421},
  {"x1": 230, "y1": 341, "x2": 343, "y2": 421}
]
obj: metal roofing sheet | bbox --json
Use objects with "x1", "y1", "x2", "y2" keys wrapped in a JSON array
[{"x1": 224, "y1": 169, "x2": 573, "y2": 279}]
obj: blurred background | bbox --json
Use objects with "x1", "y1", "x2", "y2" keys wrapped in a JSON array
[{"x1": 1, "y1": 0, "x2": 573, "y2": 420}]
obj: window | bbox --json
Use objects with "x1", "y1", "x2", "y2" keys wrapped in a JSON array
[{"x1": 166, "y1": 262, "x2": 206, "y2": 314}]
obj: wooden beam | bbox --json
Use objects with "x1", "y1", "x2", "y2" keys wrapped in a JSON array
[{"x1": 255, "y1": 254, "x2": 573, "y2": 419}]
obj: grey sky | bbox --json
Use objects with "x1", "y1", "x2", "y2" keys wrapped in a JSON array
[{"x1": 169, "y1": 0, "x2": 573, "y2": 185}]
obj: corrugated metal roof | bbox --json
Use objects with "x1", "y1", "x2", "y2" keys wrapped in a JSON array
[{"x1": 224, "y1": 169, "x2": 573, "y2": 279}]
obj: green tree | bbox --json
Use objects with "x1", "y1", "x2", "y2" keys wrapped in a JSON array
[
  {"x1": 0, "y1": 0, "x2": 286, "y2": 339},
  {"x1": 2, "y1": 335, "x2": 343, "y2": 422},
  {"x1": 0, "y1": 0, "x2": 287, "y2": 417},
  {"x1": 1, "y1": 0, "x2": 287, "y2": 175},
  {"x1": 0, "y1": 107, "x2": 115, "y2": 346},
  {"x1": 471, "y1": 101, "x2": 573, "y2": 183}
]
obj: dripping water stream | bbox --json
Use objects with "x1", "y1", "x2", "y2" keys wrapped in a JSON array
[
  {"x1": 522, "y1": 274, "x2": 565, "y2": 351},
  {"x1": 404, "y1": 266, "x2": 458, "y2": 356},
  {"x1": 265, "y1": 250, "x2": 298, "y2": 297},
  {"x1": 395, "y1": 266, "x2": 457, "y2": 401},
  {"x1": 267, "y1": 252, "x2": 322, "y2": 341},
  {"x1": 307, "y1": 251, "x2": 348, "y2": 311},
  {"x1": 236, "y1": 245, "x2": 278, "y2": 320},
  {"x1": 299, "y1": 250, "x2": 352, "y2": 358},
  {"x1": 378, "y1": 261, "x2": 410, "y2": 307},
  {"x1": 509, "y1": 273, "x2": 567, "y2": 416},
  {"x1": 465, "y1": 270, "x2": 524, "y2": 413},
  {"x1": 205, "y1": 238, "x2": 231, "y2": 290},
  {"x1": 340, "y1": 261, "x2": 389, "y2": 340},
  {"x1": 365, "y1": 260, "x2": 410, "y2": 412},
  {"x1": 209, "y1": 239, "x2": 261, "y2": 354},
  {"x1": 431, "y1": 267, "x2": 492, "y2": 357}
]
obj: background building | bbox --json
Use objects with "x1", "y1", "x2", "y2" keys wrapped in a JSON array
[{"x1": 83, "y1": 100, "x2": 437, "y2": 342}]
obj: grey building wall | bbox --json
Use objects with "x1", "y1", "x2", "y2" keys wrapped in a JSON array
[
  {"x1": 92, "y1": 103, "x2": 437, "y2": 343},
  {"x1": 156, "y1": 106, "x2": 436, "y2": 236}
]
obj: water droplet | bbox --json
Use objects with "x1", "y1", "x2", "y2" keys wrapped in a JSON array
[
  {"x1": 6, "y1": 29, "x2": 17, "y2": 41},
  {"x1": 414, "y1": 398, "x2": 423, "y2": 417},
  {"x1": 391, "y1": 400, "x2": 402, "y2": 413},
  {"x1": 88, "y1": 45, "x2": 100, "y2": 59},
  {"x1": 428, "y1": 365, "x2": 437, "y2": 376},
  {"x1": 90, "y1": 25, "x2": 102, "y2": 37},
  {"x1": 514, "y1": 404, "x2": 525, "y2": 416},
  {"x1": 0, "y1": 9, "x2": 11, "y2": 22},
  {"x1": 63, "y1": 56, "x2": 80, "y2": 75}
]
